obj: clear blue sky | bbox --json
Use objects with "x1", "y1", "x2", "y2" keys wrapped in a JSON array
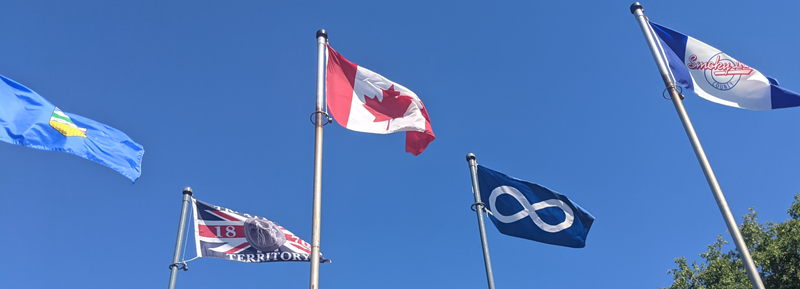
[{"x1": 2, "y1": 1, "x2": 799, "y2": 288}]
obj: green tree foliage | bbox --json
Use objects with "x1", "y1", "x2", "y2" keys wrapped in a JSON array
[{"x1": 661, "y1": 194, "x2": 800, "y2": 289}]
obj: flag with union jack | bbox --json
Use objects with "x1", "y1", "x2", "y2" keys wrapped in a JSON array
[{"x1": 192, "y1": 198, "x2": 330, "y2": 263}]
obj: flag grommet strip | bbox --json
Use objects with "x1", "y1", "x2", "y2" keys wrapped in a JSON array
[
  {"x1": 309, "y1": 111, "x2": 332, "y2": 126},
  {"x1": 662, "y1": 85, "x2": 684, "y2": 100}
]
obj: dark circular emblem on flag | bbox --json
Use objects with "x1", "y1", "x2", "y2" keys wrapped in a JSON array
[{"x1": 243, "y1": 217, "x2": 286, "y2": 252}]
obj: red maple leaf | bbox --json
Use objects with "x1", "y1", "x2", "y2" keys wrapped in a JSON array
[{"x1": 363, "y1": 85, "x2": 413, "y2": 130}]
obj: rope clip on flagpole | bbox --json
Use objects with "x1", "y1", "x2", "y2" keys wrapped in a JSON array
[
  {"x1": 309, "y1": 111, "x2": 332, "y2": 126},
  {"x1": 470, "y1": 202, "x2": 487, "y2": 213},
  {"x1": 168, "y1": 262, "x2": 188, "y2": 271},
  {"x1": 630, "y1": 3, "x2": 765, "y2": 289},
  {"x1": 662, "y1": 85, "x2": 684, "y2": 100},
  {"x1": 466, "y1": 153, "x2": 497, "y2": 289}
]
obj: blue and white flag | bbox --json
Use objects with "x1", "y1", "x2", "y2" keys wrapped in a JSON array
[
  {"x1": 0, "y1": 74, "x2": 144, "y2": 182},
  {"x1": 650, "y1": 22, "x2": 800, "y2": 110},
  {"x1": 477, "y1": 165, "x2": 594, "y2": 248}
]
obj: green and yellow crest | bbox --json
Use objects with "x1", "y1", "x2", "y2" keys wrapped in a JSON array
[{"x1": 49, "y1": 107, "x2": 87, "y2": 138}]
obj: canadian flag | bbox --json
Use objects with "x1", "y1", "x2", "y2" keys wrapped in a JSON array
[{"x1": 326, "y1": 44, "x2": 435, "y2": 156}]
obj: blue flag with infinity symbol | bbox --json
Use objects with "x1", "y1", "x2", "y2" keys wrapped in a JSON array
[{"x1": 477, "y1": 165, "x2": 594, "y2": 248}]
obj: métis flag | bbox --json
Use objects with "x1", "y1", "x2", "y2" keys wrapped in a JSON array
[
  {"x1": 192, "y1": 199, "x2": 331, "y2": 263},
  {"x1": 650, "y1": 22, "x2": 800, "y2": 110},
  {"x1": 477, "y1": 165, "x2": 594, "y2": 248},
  {"x1": 0, "y1": 74, "x2": 144, "y2": 182},
  {"x1": 326, "y1": 44, "x2": 435, "y2": 156}
]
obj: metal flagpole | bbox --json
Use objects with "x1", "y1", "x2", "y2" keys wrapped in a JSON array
[
  {"x1": 466, "y1": 153, "x2": 497, "y2": 289},
  {"x1": 309, "y1": 29, "x2": 328, "y2": 289},
  {"x1": 630, "y1": 3, "x2": 765, "y2": 289},
  {"x1": 167, "y1": 187, "x2": 193, "y2": 289}
]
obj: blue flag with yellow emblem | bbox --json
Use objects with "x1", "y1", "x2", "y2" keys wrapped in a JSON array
[
  {"x1": 477, "y1": 165, "x2": 594, "y2": 248},
  {"x1": 0, "y1": 74, "x2": 144, "y2": 182}
]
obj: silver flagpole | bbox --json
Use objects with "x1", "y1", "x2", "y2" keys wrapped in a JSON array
[
  {"x1": 309, "y1": 29, "x2": 328, "y2": 289},
  {"x1": 466, "y1": 153, "x2": 496, "y2": 289},
  {"x1": 167, "y1": 187, "x2": 193, "y2": 289},
  {"x1": 630, "y1": 3, "x2": 765, "y2": 289}
]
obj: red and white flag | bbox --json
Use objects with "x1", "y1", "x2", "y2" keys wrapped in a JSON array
[{"x1": 326, "y1": 44, "x2": 435, "y2": 156}]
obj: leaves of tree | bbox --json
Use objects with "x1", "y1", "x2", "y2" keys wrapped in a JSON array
[{"x1": 661, "y1": 194, "x2": 800, "y2": 289}]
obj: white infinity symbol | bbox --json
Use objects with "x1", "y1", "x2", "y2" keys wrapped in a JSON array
[{"x1": 488, "y1": 185, "x2": 574, "y2": 233}]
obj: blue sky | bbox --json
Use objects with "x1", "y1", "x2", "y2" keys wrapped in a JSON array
[{"x1": 2, "y1": 1, "x2": 799, "y2": 288}]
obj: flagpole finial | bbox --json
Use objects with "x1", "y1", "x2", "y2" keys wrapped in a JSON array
[
  {"x1": 183, "y1": 187, "x2": 193, "y2": 196},
  {"x1": 466, "y1": 153, "x2": 476, "y2": 162},
  {"x1": 316, "y1": 29, "x2": 328, "y2": 40},
  {"x1": 630, "y1": 2, "x2": 643, "y2": 14}
]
